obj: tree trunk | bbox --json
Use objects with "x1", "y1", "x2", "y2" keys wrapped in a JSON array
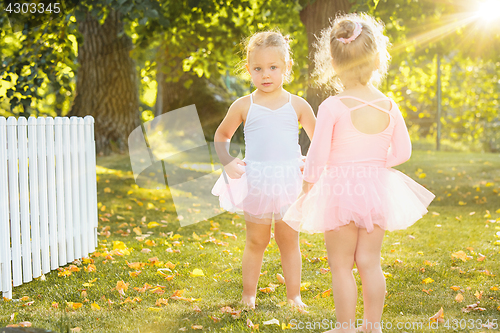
[
  {"x1": 154, "y1": 42, "x2": 185, "y2": 116},
  {"x1": 70, "y1": 9, "x2": 140, "y2": 155},
  {"x1": 299, "y1": 0, "x2": 351, "y2": 154}
]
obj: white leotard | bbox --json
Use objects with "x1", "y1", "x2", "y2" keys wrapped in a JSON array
[
  {"x1": 244, "y1": 93, "x2": 302, "y2": 163},
  {"x1": 212, "y1": 92, "x2": 304, "y2": 222}
]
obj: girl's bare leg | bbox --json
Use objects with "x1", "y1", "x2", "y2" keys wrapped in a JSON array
[
  {"x1": 323, "y1": 222, "x2": 358, "y2": 333},
  {"x1": 241, "y1": 215, "x2": 272, "y2": 308},
  {"x1": 355, "y1": 226, "x2": 385, "y2": 333},
  {"x1": 274, "y1": 220, "x2": 306, "y2": 307}
]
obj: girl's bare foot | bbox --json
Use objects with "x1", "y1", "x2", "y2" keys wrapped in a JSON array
[
  {"x1": 288, "y1": 295, "x2": 308, "y2": 308},
  {"x1": 241, "y1": 295, "x2": 256, "y2": 309}
]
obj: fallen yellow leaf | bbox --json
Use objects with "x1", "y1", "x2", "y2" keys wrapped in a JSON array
[
  {"x1": 58, "y1": 270, "x2": 72, "y2": 277},
  {"x1": 155, "y1": 298, "x2": 169, "y2": 307},
  {"x1": 148, "y1": 222, "x2": 160, "y2": 228},
  {"x1": 451, "y1": 250, "x2": 467, "y2": 262},
  {"x1": 147, "y1": 307, "x2": 161, "y2": 312},
  {"x1": 165, "y1": 262, "x2": 176, "y2": 269},
  {"x1": 263, "y1": 318, "x2": 280, "y2": 325},
  {"x1": 115, "y1": 280, "x2": 130, "y2": 295},
  {"x1": 300, "y1": 282, "x2": 311, "y2": 291},
  {"x1": 429, "y1": 307, "x2": 444, "y2": 323},
  {"x1": 322, "y1": 288, "x2": 332, "y2": 298},
  {"x1": 190, "y1": 269, "x2": 204, "y2": 277},
  {"x1": 129, "y1": 271, "x2": 142, "y2": 278},
  {"x1": 85, "y1": 264, "x2": 96, "y2": 273},
  {"x1": 127, "y1": 262, "x2": 145, "y2": 270},
  {"x1": 67, "y1": 302, "x2": 83, "y2": 310},
  {"x1": 259, "y1": 287, "x2": 275, "y2": 293}
]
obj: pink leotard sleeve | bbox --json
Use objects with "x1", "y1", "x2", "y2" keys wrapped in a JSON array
[
  {"x1": 385, "y1": 107, "x2": 412, "y2": 168},
  {"x1": 303, "y1": 101, "x2": 335, "y2": 183}
]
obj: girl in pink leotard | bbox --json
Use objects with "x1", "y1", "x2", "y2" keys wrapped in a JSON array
[{"x1": 283, "y1": 14, "x2": 434, "y2": 333}]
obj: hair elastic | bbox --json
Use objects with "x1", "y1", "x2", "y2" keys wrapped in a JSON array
[{"x1": 337, "y1": 22, "x2": 363, "y2": 44}]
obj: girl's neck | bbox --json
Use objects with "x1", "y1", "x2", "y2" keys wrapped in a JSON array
[
  {"x1": 338, "y1": 81, "x2": 386, "y2": 101},
  {"x1": 342, "y1": 80, "x2": 370, "y2": 91},
  {"x1": 253, "y1": 87, "x2": 286, "y2": 100},
  {"x1": 252, "y1": 87, "x2": 289, "y2": 109}
]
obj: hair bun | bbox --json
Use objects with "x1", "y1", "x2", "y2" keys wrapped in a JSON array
[{"x1": 334, "y1": 20, "x2": 356, "y2": 40}]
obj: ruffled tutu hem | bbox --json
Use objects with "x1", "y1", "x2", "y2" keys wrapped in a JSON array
[
  {"x1": 283, "y1": 166, "x2": 435, "y2": 234},
  {"x1": 212, "y1": 158, "x2": 304, "y2": 221}
]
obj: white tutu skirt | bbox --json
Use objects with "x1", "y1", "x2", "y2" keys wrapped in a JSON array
[
  {"x1": 283, "y1": 166, "x2": 435, "y2": 233},
  {"x1": 212, "y1": 158, "x2": 304, "y2": 223}
]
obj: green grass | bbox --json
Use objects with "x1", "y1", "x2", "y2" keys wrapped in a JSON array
[{"x1": 1, "y1": 150, "x2": 500, "y2": 332}]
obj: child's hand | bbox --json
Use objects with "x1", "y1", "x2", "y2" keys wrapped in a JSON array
[
  {"x1": 300, "y1": 155, "x2": 306, "y2": 173},
  {"x1": 223, "y1": 158, "x2": 246, "y2": 179},
  {"x1": 302, "y1": 180, "x2": 314, "y2": 194},
  {"x1": 297, "y1": 180, "x2": 314, "y2": 199}
]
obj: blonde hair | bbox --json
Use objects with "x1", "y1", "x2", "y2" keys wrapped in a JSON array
[
  {"x1": 313, "y1": 13, "x2": 391, "y2": 92},
  {"x1": 242, "y1": 30, "x2": 294, "y2": 83}
]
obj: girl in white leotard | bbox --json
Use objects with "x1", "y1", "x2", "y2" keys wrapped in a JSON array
[{"x1": 212, "y1": 31, "x2": 315, "y2": 309}]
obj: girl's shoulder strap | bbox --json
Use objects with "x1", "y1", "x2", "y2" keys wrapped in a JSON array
[{"x1": 336, "y1": 95, "x2": 393, "y2": 114}]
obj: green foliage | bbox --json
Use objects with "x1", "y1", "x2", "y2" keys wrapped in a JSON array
[
  {"x1": 0, "y1": 0, "x2": 171, "y2": 117},
  {"x1": 364, "y1": 0, "x2": 500, "y2": 152},
  {"x1": 0, "y1": 3, "x2": 78, "y2": 116},
  {"x1": 385, "y1": 54, "x2": 500, "y2": 150},
  {"x1": 350, "y1": 0, "x2": 380, "y2": 13}
]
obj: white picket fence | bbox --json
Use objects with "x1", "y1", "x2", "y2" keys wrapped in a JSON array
[{"x1": 0, "y1": 116, "x2": 98, "y2": 299}]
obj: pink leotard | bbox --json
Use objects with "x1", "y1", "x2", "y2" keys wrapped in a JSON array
[{"x1": 283, "y1": 95, "x2": 435, "y2": 233}]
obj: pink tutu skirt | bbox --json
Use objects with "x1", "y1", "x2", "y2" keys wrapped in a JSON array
[
  {"x1": 212, "y1": 158, "x2": 303, "y2": 222},
  {"x1": 283, "y1": 165, "x2": 435, "y2": 233}
]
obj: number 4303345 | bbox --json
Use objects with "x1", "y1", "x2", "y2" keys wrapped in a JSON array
[{"x1": 4, "y1": 3, "x2": 61, "y2": 14}]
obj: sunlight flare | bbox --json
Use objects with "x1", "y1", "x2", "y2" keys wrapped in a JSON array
[{"x1": 475, "y1": 0, "x2": 500, "y2": 22}]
